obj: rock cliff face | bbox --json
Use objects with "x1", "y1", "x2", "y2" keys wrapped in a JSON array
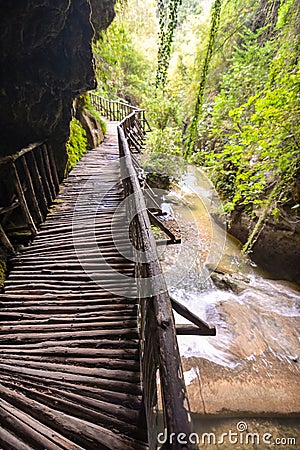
[
  {"x1": 0, "y1": 0, "x2": 115, "y2": 178},
  {"x1": 229, "y1": 210, "x2": 300, "y2": 283}
]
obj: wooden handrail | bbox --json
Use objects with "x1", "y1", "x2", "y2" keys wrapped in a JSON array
[
  {"x1": 90, "y1": 92, "x2": 151, "y2": 138},
  {"x1": 118, "y1": 125, "x2": 195, "y2": 449},
  {"x1": 0, "y1": 142, "x2": 59, "y2": 253}
]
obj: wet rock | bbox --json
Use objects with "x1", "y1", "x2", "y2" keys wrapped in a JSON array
[
  {"x1": 75, "y1": 102, "x2": 105, "y2": 149},
  {"x1": 90, "y1": 0, "x2": 116, "y2": 40},
  {"x1": 0, "y1": 250, "x2": 7, "y2": 291},
  {"x1": 182, "y1": 354, "x2": 300, "y2": 416},
  {"x1": 210, "y1": 269, "x2": 250, "y2": 294},
  {"x1": 229, "y1": 209, "x2": 300, "y2": 283}
]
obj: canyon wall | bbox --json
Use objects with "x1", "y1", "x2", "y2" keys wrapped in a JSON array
[{"x1": 0, "y1": 0, "x2": 115, "y2": 178}]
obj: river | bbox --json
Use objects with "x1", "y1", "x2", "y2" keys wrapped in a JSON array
[{"x1": 148, "y1": 164, "x2": 300, "y2": 448}]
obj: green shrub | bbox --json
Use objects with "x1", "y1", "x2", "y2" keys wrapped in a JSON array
[
  {"x1": 66, "y1": 118, "x2": 88, "y2": 172},
  {"x1": 79, "y1": 94, "x2": 107, "y2": 135}
]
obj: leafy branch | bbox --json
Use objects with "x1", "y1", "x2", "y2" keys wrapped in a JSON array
[{"x1": 185, "y1": 0, "x2": 222, "y2": 156}]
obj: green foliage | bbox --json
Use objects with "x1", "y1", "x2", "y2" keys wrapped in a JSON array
[
  {"x1": 145, "y1": 127, "x2": 183, "y2": 155},
  {"x1": 93, "y1": 13, "x2": 152, "y2": 105},
  {"x1": 156, "y1": 0, "x2": 183, "y2": 89},
  {"x1": 142, "y1": 127, "x2": 185, "y2": 186},
  {"x1": 92, "y1": 0, "x2": 300, "y2": 252},
  {"x1": 86, "y1": 103, "x2": 107, "y2": 136},
  {"x1": 66, "y1": 118, "x2": 88, "y2": 172},
  {"x1": 79, "y1": 94, "x2": 107, "y2": 135},
  {"x1": 143, "y1": 90, "x2": 183, "y2": 129},
  {"x1": 0, "y1": 251, "x2": 7, "y2": 290},
  {"x1": 190, "y1": 0, "x2": 300, "y2": 224},
  {"x1": 185, "y1": 0, "x2": 222, "y2": 155}
]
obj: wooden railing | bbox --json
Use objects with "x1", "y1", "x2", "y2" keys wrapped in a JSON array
[
  {"x1": 0, "y1": 142, "x2": 59, "y2": 253},
  {"x1": 90, "y1": 92, "x2": 150, "y2": 153},
  {"x1": 91, "y1": 92, "x2": 198, "y2": 449},
  {"x1": 118, "y1": 126, "x2": 196, "y2": 450},
  {"x1": 90, "y1": 92, "x2": 136, "y2": 121}
]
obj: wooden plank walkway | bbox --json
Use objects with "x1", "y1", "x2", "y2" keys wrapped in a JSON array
[{"x1": 0, "y1": 123, "x2": 148, "y2": 450}]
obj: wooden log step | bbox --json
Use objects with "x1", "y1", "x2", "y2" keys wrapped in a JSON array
[
  {"x1": 0, "y1": 358, "x2": 141, "y2": 383},
  {"x1": 0, "y1": 364, "x2": 141, "y2": 395},
  {"x1": 4, "y1": 281, "x2": 136, "y2": 291},
  {"x1": 10, "y1": 259, "x2": 133, "y2": 269},
  {"x1": 1, "y1": 291, "x2": 137, "y2": 299},
  {"x1": 33, "y1": 233, "x2": 131, "y2": 245},
  {"x1": 0, "y1": 292, "x2": 135, "y2": 302},
  {"x1": 24, "y1": 237, "x2": 128, "y2": 253},
  {"x1": 7, "y1": 270, "x2": 134, "y2": 281},
  {"x1": 9, "y1": 264, "x2": 134, "y2": 274},
  {"x1": 0, "y1": 315, "x2": 137, "y2": 328},
  {"x1": 0, "y1": 373, "x2": 142, "y2": 410},
  {"x1": 16, "y1": 243, "x2": 131, "y2": 255},
  {"x1": 3, "y1": 288, "x2": 137, "y2": 297},
  {"x1": 0, "y1": 337, "x2": 139, "y2": 351},
  {"x1": 0, "y1": 354, "x2": 140, "y2": 371},
  {"x1": 0, "y1": 346, "x2": 139, "y2": 359},
  {"x1": 0, "y1": 308, "x2": 136, "y2": 320},
  {"x1": 37, "y1": 223, "x2": 129, "y2": 234},
  {"x1": 11, "y1": 249, "x2": 133, "y2": 262},
  {"x1": 34, "y1": 228, "x2": 130, "y2": 243},
  {"x1": 28, "y1": 390, "x2": 142, "y2": 439},
  {"x1": 4, "y1": 277, "x2": 133, "y2": 286},
  {"x1": 0, "y1": 424, "x2": 34, "y2": 450},
  {"x1": 35, "y1": 227, "x2": 128, "y2": 238},
  {"x1": 0, "y1": 327, "x2": 138, "y2": 345},
  {"x1": 0, "y1": 385, "x2": 148, "y2": 450},
  {"x1": 0, "y1": 301, "x2": 137, "y2": 313},
  {"x1": 18, "y1": 243, "x2": 129, "y2": 256},
  {"x1": 0, "y1": 304, "x2": 137, "y2": 315},
  {"x1": 0, "y1": 398, "x2": 82, "y2": 450},
  {"x1": 1, "y1": 380, "x2": 142, "y2": 433},
  {"x1": 0, "y1": 319, "x2": 137, "y2": 333}
]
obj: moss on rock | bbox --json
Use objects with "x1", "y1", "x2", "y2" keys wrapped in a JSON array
[{"x1": 0, "y1": 251, "x2": 7, "y2": 291}]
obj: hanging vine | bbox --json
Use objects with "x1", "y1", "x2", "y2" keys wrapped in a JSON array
[
  {"x1": 185, "y1": 0, "x2": 222, "y2": 156},
  {"x1": 155, "y1": 0, "x2": 182, "y2": 90}
]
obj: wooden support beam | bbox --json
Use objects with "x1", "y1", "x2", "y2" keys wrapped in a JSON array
[
  {"x1": 0, "y1": 200, "x2": 19, "y2": 216},
  {"x1": 46, "y1": 143, "x2": 59, "y2": 194},
  {"x1": 9, "y1": 161, "x2": 37, "y2": 236},
  {"x1": 176, "y1": 324, "x2": 215, "y2": 335},
  {"x1": 19, "y1": 156, "x2": 43, "y2": 224},
  {"x1": 34, "y1": 146, "x2": 53, "y2": 204},
  {"x1": 148, "y1": 209, "x2": 180, "y2": 244},
  {"x1": 144, "y1": 190, "x2": 164, "y2": 215},
  {"x1": 26, "y1": 152, "x2": 48, "y2": 218},
  {"x1": 171, "y1": 296, "x2": 216, "y2": 336},
  {"x1": 0, "y1": 223, "x2": 15, "y2": 254},
  {"x1": 41, "y1": 143, "x2": 56, "y2": 199}
]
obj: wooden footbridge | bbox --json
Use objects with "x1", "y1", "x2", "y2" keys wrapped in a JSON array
[{"x1": 0, "y1": 94, "x2": 215, "y2": 450}]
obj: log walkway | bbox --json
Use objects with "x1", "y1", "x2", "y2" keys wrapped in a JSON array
[{"x1": 0, "y1": 122, "x2": 149, "y2": 450}]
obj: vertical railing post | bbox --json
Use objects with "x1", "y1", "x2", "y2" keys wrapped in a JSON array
[
  {"x1": 19, "y1": 155, "x2": 43, "y2": 225},
  {"x1": 9, "y1": 160, "x2": 37, "y2": 236}
]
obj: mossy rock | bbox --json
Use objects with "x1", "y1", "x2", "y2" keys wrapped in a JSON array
[{"x1": 0, "y1": 250, "x2": 7, "y2": 290}]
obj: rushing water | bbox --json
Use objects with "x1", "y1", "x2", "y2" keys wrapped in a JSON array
[
  {"x1": 147, "y1": 164, "x2": 300, "y2": 448},
  {"x1": 153, "y1": 165, "x2": 300, "y2": 370}
]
